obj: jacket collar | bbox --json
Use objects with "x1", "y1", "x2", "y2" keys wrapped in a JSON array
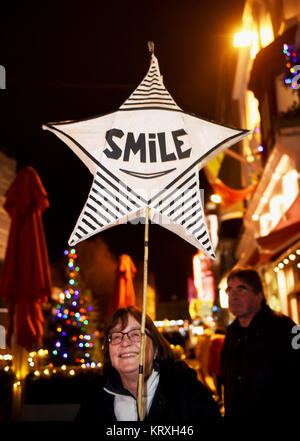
[
  {"x1": 104, "y1": 363, "x2": 160, "y2": 398},
  {"x1": 104, "y1": 367, "x2": 133, "y2": 397}
]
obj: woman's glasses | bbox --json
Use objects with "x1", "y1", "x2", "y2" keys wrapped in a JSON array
[{"x1": 108, "y1": 328, "x2": 151, "y2": 345}]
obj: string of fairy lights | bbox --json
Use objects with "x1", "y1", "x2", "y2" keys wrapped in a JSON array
[
  {"x1": 283, "y1": 43, "x2": 300, "y2": 90},
  {"x1": 273, "y1": 246, "x2": 300, "y2": 273},
  {"x1": 27, "y1": 349, "x2": 102, "y2": 377}
]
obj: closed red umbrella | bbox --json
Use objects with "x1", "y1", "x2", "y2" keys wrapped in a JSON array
[
  {"x1": 109, "y1": 254, "x2": 136, "y2": 315},
  {"x1": 0, "y1": 166, "x2": 52, "y2": 349}
]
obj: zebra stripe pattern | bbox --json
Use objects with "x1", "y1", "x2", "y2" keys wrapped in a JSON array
[
  {"x1": 68, "y1": 168, "x2": 144, "y2": 245},
  {"x1": 119, "y1": 55, "x2": 181, "y2": 111},
  {"x1": 150, "y1": 170, "x2": 215, "y2": 258},
  {"x1": 67, "y1": 54, "x2": 214, "y2": 256},
  {"x1": 68, "y1": 165, "x2": 214, "y2": 257}
]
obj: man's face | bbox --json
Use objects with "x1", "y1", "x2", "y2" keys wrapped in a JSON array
[{"x1": 227, "y1": 276, "x2": 263, "y2": 323}]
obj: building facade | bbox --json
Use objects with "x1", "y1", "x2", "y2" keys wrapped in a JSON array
[{"x1": 220, "y1": 0, "x2": 300, "y2": 323}]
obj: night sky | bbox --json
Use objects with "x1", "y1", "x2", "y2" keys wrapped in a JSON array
[{"x1": 0, "y1": 1, "x2": 244, "y2": 302}]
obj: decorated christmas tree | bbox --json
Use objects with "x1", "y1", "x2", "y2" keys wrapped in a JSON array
[{"x1": 48, "y1": 248, "x2": 96, "y2": 367}]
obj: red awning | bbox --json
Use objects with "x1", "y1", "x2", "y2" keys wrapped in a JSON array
[{"x1": 257, "y1": 221, "x2": 300, "y2": 254}]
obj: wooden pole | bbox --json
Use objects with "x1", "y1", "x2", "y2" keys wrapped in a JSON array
[{"x1": 137, "y1": 206, "x2": 150, "y2": 421}]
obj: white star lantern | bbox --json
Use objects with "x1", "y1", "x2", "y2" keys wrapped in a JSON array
[{"x1": 43, "y1": 53, "x2": 250, "y2": 259}]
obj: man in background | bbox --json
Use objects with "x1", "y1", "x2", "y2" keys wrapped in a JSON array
[{"x1": 220, "y1": 266, "x2": 300, "y2": 419}]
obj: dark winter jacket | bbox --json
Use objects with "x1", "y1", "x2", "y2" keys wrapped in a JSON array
[
  {"x1": 220, "y1": 305, "x2": 300, "y2": 418},
  {"x1": 75, "y1": 360, "x2": 221, "y2": 423}
]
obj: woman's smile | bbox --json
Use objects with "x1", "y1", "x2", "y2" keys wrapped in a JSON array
[{"x1": 119, "y1": 352, "x2": 139, "y2": 358}]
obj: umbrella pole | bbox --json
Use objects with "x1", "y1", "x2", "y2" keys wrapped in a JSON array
[{"x1": 137, "y1": 206, "x2": 150, "y2": 421}]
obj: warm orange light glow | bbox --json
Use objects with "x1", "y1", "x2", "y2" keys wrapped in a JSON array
[
  {"x1": 193, "y1": 254, "x2": 202, "y2": 295},
  {"x1": 233, "y1": 30, "x2": 253, "y2": 47},
  {"x1": 211, "y1": 194, "x2": 222, "y2": 204},
  {"x1": 246, "y1": 90, "x2": 260, "y2": 130}
]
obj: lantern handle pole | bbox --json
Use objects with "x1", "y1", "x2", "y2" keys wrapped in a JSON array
[
  {"x1": 147, "y1": 41, "x2": 154, "y2": 55},
  {"x1": 137, "y1": 206, "x2": 150, "y2": 421}
]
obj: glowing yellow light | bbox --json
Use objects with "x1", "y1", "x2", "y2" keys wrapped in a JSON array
[
  {"x1": 61, "y1": 365, "x2": 67, "y2": 371},
  {"x1": 274, "y1": 267, "x2": 279, "y2": 272},
  {"x1": 34, "y1": 370, "x2": 40, "y2": 376},
  {"x1": 296, "y1": 249, "x2": 300, "y2": 255},
  {"x1": 261, "y1": 197, "x2": 268, "y2": 204},
  {"x1": 13, "y1": 381, "x2": 21, "y2": 388},
  {"x1": 272, "y1": 172, "x2": 280, "y2": 180},
  {"x1": 3, "y1": 354, "x2": 13, "y2": 360},
  {"x1": 4, "y1": 366, "x2": 10, "y2": 372},
  {"x1": 252, "y1": 214, "x2": 259, "y2": 221},
  {"x1": 29, "y1": 352, "x2": 36, "y2": 357},
  {"x1": 57, "y1": 328, "x2": 62, "y2": 332},
  {"x1": 283, "y1": 258, "x2": 289, "y2": 265},
  {"x1": 297, "y1": 263, "x2": 300, "y2": 269},
  {"x1": 278, "y1": 263, "x2": 284, "y2": 269},
  {"x1": 193, "y1": 253, "x2": 202, "y2": 295},
  {"x1": 220, "y1": 288, "x2": 229, "y2": 309},
  {"x1": 260, "y1": 27, "x2": 273, "y2": 47},
  {"x1": 250, "y1": 36, "x2": 259, "y2": 59},
  {"x1": 210, "y1": 194, "x2": 221, "y2": 204},
  {"x1": 233, "y1": 30, "x2": 253, "y2": 47},
  {"x1": 43, "y1": 369, "x2": 50, "y2": 375},
  {"x1": 69, "y1": 370, "x2": 75, "y2": 376},
  {"x1": 289, "y1": 254, "x2": 296, "y2": 261}
]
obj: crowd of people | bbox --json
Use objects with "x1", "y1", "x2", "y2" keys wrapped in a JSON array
[{"x1": 75, "y1": 266, "x2": 300, "y2": 424}]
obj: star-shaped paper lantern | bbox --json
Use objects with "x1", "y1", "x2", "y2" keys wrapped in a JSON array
[{"x1": 43, "y1": 54, "x2": 250, "y2": 259}]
